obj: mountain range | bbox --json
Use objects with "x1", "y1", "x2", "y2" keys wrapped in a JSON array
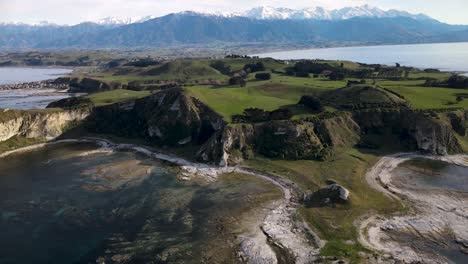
[{"x1": 1, "y1": 5, "x2": 467, "y2": 50}]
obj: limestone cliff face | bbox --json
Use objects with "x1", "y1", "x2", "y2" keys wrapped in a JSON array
[
  {"x1": 197, "y1": 112, "x2": 361, "y2": 166},
  {"x1": 83, "y1": 88, "x2": 467, "y2": 165},
  {"x1": 353, "y1": 108, "x2": 466, "y2": 155},
  {"x1": 0, "y1": 109, "x2": 90, "y2": 142},
  {"x1": 447, "y1": 110, "x2": 468, "y2": 137},
  {"x1": 87, "y1": 88, "x2": 225, "y2": 146}
]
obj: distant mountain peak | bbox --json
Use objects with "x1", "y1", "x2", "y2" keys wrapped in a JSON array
[{"x1": 87, "y1": 15, "x2": 157, "y2": 25}]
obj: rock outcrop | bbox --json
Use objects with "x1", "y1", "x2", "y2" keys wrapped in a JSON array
[
  {"x1": 353, "y1": 108, "x2": 466, "y2": 155},
  {"x1": 197, "y1": 112, "x2": 361, "y2": 165},
  {"x1": 85, "y1": 87, "x2": 466, "y2": 166},
  {"x1": 0, "y1": 108, "x2": 90, "y2": 142},
  {"x1": 305, "y1": 183, "x2": 350, "y2": 207},
  {"x1": 87, "y1": 88, "x2": 225, "y2": 146},
  {"x1": 55, "y1": 77, "x2": 124, "y2": 93}
]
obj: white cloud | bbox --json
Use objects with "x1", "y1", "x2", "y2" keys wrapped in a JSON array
[{"x1": 0, "y1": 0, "x2": 466, "y2": 24}]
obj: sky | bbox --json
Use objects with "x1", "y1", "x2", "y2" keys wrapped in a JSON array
[{"x1": 1, "y1": 0, "x2": 467, "y2": 25}]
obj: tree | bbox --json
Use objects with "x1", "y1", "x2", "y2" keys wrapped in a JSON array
[
  {"x1": 229, "y1": 76, "x2": 246, "y2": 87},
  {"x1": 298, "y1": 96, "x2": 324, "y2": 112},
  {"x1": 255, "y1": 73, "x2": 271, "y2": 80},
  {"x1": 243, "y1": 62, "x2": 265, "y2": 73},
  {"x1": 210, "y1": 61, "x2": 231, "y2": 75},
  {"x1": 329, "y1": 72, "x2": 345, "y2": 81}
]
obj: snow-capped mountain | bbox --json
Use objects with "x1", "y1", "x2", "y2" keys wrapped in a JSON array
[
  {"x1": 234, "y1": 5, "x2": 432, "y2": 21},
  {"x1": 0, "y1": 5, "x2": 434, "y2": 27},
  {"x1": 90, "y1": 15, "x2": 157, "y2": 25}
]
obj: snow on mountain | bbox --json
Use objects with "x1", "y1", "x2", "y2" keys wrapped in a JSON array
[
  {"x1": 0, "y1": 5, "x2": 434, "y2": 27},
  {"x1": 89, "y1": 15, "x2": 157, "y2": 25},
  {"x1": 240, "y1": 6, "x2": 296, "y2": 20},
  {"x1": 235, "y1": 5, "x2": 432, "y2": 21}
]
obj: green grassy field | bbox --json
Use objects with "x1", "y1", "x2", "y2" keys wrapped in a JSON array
[
  {"x1": 85, "y1": 57, "x2": 468, "y2": 114},
  {"x1": 377, "y1": 80, "x2": 468, "y2": 109},
  {"x1": 186, "y1": 75, "x2": 346, "y2": 121},
  {"x1": 85, "y1": 89, "x2": 151, "y2": 106}
]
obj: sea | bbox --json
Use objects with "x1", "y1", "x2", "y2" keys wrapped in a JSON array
[
  {"x1": 256, "y1": 42, "x2": 468, "y2": 73},
  {"x1": 0, "y1": 67, "x2": 73, "y2": 109}
]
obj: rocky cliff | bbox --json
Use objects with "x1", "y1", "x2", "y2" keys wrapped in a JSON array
[
  {"x1": 86, "y1": 88, "x2": 225, "y2": 146},
  {"x1": 55, "y1": 77, "x2": 124, "y2": 93},
  {"x1": 353, "y1": 108, "x2": 466, "y2": 155},
  {"x1": 197, "y1": 112, "x2": 361, "y2": 166},
  {"x1": 84, "y1": 88, "x2": 467, "y2": 165},
  {"x1": 2, "y1": 85, "x2": 465, "y2": 166},
  {"x1": 0, "y1": 108, "x2": 91, "y2": 142}
]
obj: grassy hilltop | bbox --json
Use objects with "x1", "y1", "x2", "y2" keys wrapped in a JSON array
[{"x1": 84, "y1": 56, "x2": 468, "y2": 117}]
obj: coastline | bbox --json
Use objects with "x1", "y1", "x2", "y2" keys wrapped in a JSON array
[
  {"x1": 359, "y1": 153, "x2": 468, "y2": 263},
  {"x1": 254, "y1": 42, "x2": 468, "y2": 72}
]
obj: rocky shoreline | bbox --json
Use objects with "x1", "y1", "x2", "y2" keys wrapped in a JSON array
[
  {"x1": 360, "y1": 153, "x2": 468, "y2": 263},
  {"x1": 0, "y1": 137, "x2": 323, "y2": 264},
  {"x1": 0, "y1": 79, "x2": 69, "y2": 91}
]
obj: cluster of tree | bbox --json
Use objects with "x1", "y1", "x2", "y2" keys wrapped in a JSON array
[
  {"x1": 298, "y1": 96, "x2": 324, "y2": 112},
  {"x1": 210, "y1": 61, "x2": 231, "y2": 75},
  {"x1": 424, "y1": 75, "x2": 468, "y2": 89},
  {"x1": 232, "y1": 108, "x2": 293, "y2": 123},
  {"x1": 329, "y1": 72, "x2": 345, "y2": 80},
  {"x1": 124, "y1": 58, "x2": 160, "y2": 67},
  {"x1": 228, "y1": 76, "x2": 246, "y2": 87},
  {"x1": 377, "y1": 68, "x2": 403, "y2": 78},
  {"x1": 424, "y1": 68, "x2": 441, "y2": 73},
  {"x1": 290, "y1": 61, "x2": 336, "y2": 76},
  {"x1": 287, "y1": 61, "x2": 374, "y2": 79},
  {"x1": 243, "y1": 62, "x2": 265, "y2": 73},
  {"x1": 255, "y1": 72, "x2": 271, "y2": 80}
]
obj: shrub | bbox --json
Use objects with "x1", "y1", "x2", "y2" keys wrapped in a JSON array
[
  {"x1": 232, "y1": 108, "x2": 292, "y2": 123},
  {"x1": 210, "y1": 61, "x2": 231, "y2": 75},
  {"x1": 329, "y1": 72, "x2": 345, "y2": 81},
  {"x1": 298, "y1": 96, "x2": 324, "y2": 112},
  {"x1": 243, "y1": 62, "x2": 265, "y2": 73},
  {"x1": 255, "y1": 72, "x2": 271, "y2": 80},
  {"x1": 228, "y1": 76, "x2": 246, "y2": 87}
]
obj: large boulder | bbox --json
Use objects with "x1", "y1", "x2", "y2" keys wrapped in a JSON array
[{"x1": 305, "y1": 184, "x2": 350, "y2": 207}]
